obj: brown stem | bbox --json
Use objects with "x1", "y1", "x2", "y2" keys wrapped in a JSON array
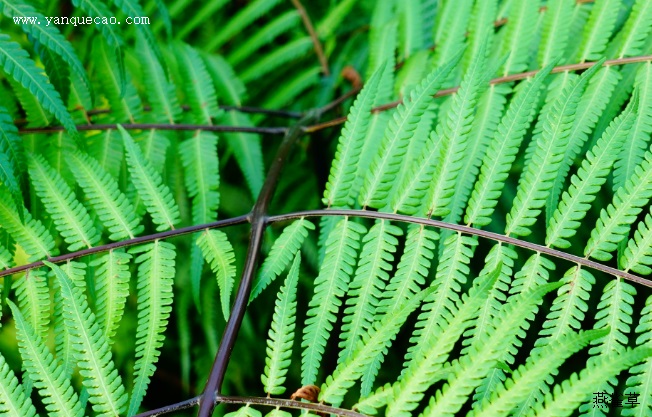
[
  {"x1": 18, "y1": 123, "x2": 288, "y2": 135},
  {"x1": 291, "y1": 0, "x2": 330, "y2": 76}
]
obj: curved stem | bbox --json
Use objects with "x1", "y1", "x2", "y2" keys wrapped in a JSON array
[{"x1": 197, "y1": 110, "x2": 320, "y2": 417}]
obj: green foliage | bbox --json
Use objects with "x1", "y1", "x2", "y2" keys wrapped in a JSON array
[{"x1": 1, "y1": 1, "x2": 652, "y2": 416}]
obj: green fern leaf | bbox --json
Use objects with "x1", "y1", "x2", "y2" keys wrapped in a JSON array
[
  {"x1": 92, "y1": 250, "x2": 131, "y2": 343},
  {"x1": 424, "y1": 42, "x2": 491, "y2": 217},
  {"x1": 584, "y1": 145, "x2": 652, "y2": 261},
  {"x1": 538, "y1": 0, "x2": 574, "y2": 66},
  {"x1": 0, "y1": 150, "x2": 21, "y2": 215},
  {"x1": 1, "y1": 0, "x2": 91, "y2": 96},
  {"x1": 623, "y1": 295, "x2": 652, "y2": 416},
  {"x1": 250, "y1": 218, "x2": 314, "y2": 302},
  {"x1": 614, "y1": 0, "x2": 652, "y2": 58},
  {"x1": 589, "y1": 279, "x2": 636, "y2": 356},
  {"x1": 197, "y1": 230, "x2": 236, "y2": 321},
  {"x1": 432, "y1": 0, "x2": 472, "y2": 70},
  {"x1": 239, "y1": 37, "x2": 312, "y2": 84},
  {"x1": 526, "y1": 347, "x2": 652, "y2": 417},
  {"x1": 419, "y1": 282, "x2": 562, "y2": 417},
  {"x1": 119, "y1": 125, "x2": 180, "y2": 231},
  {"x1": 220, "y1": 111, "x2": 265, "y2": 198},
  {"x1": 359, "y1": 52, "x2": 461, "y2": 208},
  {"x1": 510, "y1": 253, "x2": 556, "y2": 295},
  {"x1": 28, "y1": 152, "x2": 99, "y2": 251},
  {"x1": 575, "y1": 0, "x2": 620, "y2": 62},
  {"x1": 498, "y1": 0, "x2": 540, "y2": 74},
  {"x1": 45, "y1": 261, "x2": 127, "y2": 416},
  {"x1": 469, "y1": 329, "x2": 608, "y2": 417},
  {"x1": 175, "y1": 42, "x2": 220, "y2": 124},
  {"x1": 128, "y1": 241, "x2": 176, "y2": 415},
  {"x1": 92, "y1": 38, "x2": 141, "y2": 123},
  {"x1": 8, "y1": 300, "x2": 84, "y2": 417},
  {"x1": 320, "y1": 288, "x2": 430, "y2": 406},
  {"x1": 614, "y1": 62, "x2": 652, "y2": 191},
  {"x1": 261, "y1": 253, "x2": 300, "y2": 395},
  {"x1": 12, "y1": 268, "x2": 49, "y2": 341},
  {"x1": 136, "y1": 31, "x2": 180, "y2": 124},
  {"x1": 302, "y1": 217, "x2": 366, "y2": 386},
  {"x1": 620, "y1": 208, "x2": 652, "y2": 274},
  {"x1": 0, "y1": 189, "x2": 56, "y2": 260},
  {"x1": 0, "y1": 352, "x2": 37, "y2": 417},
  {"x1": 546, "y1": 94, "x2": 637, "y2": 248},
  {"x1": 67, "y1": 150, "x2": 143, "y2": 241},
  {"x1": 339, "y1": 220, "x2": 401, "y2": 363},
  {"x1": 226, "y1": 10, "x2": 299, "y2": 67},
  {"x1": 546, "y1": 65, "x2": 622, "y2": 221},
  {"x1": 382, "y1": 265, "x2": 502, "y2": 417},
  {"x1": 0, "y1": 104, "x2": 24, "y2": 174},
  {"x1": 505, "y1": 60, "x2": 603, "y2": 237},
  {"x1": 0, "y1": 34, "x2": 77, "y2": 138},
  {"x1": 205, "y1": 0, "x2": 281, "y2": 51},
  {"x1": 464, "y1": 62, "x2": 553, "y2": 226},
  {"x1": 323, "y1": 63, "x2": 386, "y2": 208}
]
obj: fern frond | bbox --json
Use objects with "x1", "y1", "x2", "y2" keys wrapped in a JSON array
[
  {"x1": 469, "y1": 329, "x2": 607, "y2": 417},
  {"x1": 377, "y1": 225, "x2": 438, "y2": 314},
  {"x1": 120, "y1": 125, "x2": 180, "y2": 231},
  {"x1": 220, "y1": 111, "x2": 265, "y2": 197},
  {"x1": 464, "y1": 62, "x2": 552, "y2": 226},
  {"x1": 320, "y1": 288, "x2": 430, "y2": 406},
  {"x1": 407, "y1": 233, "x2": 477, "y2": 362},
  {"x1": 226, "y1": 10, "x2": 300, "y2": 67},
  {"x1": 424, "y1": 41, "x2": 491, "y2": 217},
  {"x1": 0, "y1": 104, "x2": 24, "y2": 174},
  {"x1": 498, "y1": 0, "x2": 539, "y2": 75},
  {"x1": 0, "y1": 150, "x2": 21, "y2": 214},
  {"x1": 86, "y1": 129, "x2": 122, "y2": 178},
  {"x1": 203, "y1": 53, "x2": 247, "y2": 106},
  {"x1": 67, "y1": 150, "x2": 143, "y2": 241},
  {"x1": 12, "y1": 268, "x2": 49, "y2": 341},
  {"x1": 359, "y1": 52, "x2": 461, "y2": 209},
  {"x1": 175, "y1": 42, "x2": 219, "y2": 124},
  {"x1": 546, "y1": 94, "x2": 637, "y2": 248},
  {"x1": 575, "y1": 0, "x2": 620, "y2": 62},
  {"x1": 621, "y1": 208, "x2": 652, "y2": 274},
  {"x1": 0, "y1": 352, "x2": 37, "y2": 417},
  {"x1": 261, "y1": 253, "x2": 300, "y2": 395},
  {"x1": 623, "y1": 295, "x2": 652, "y2": 416},
  {"x1": 8, "y1": 300, "x2": 84, "y2": 417},
  {"x1": 136, "y1": 31, "x2": 180, "y2": 124},
  {"x1": 197, "y1": 230, "x2": 236, "y2": 321},
  {"x1": 264, "y1": 409, "x2": 290, "y2": 417},
  {"x1": 584, "y1": 145, "x2": 652, "y2": 261},
  {"x1": 128, "y1": 240, "x2": 176, "y2": 415},
  {"x1": 546, "y1": 65, "x2": 622, "y2": 221},
  {"x1": 0, "y1": 34, "x2": 77, "y2": 137},
  {"x1": 419, "y1": 282, "x2": 562, "y2": 417},
  {"x1": 614, "y1": 0, "x2": 652, "y2": 58},
  {"x1": 28, "y1": 152, "x2": 99, "y2": 251},
  {"x1": 538, "y1": 0, "x2": 573, "y2": 66},
  {"x1": 535, "y1": 267, "x2": 595, "y2": 350},
  {"x1": 1, "y1": 0, "x2": 91, "y2": 96},
  {"x1": 339, "y1": 220, "x2": 401, "y2": 363},
  {"x1": 430, "y1": 0, "x2": 470, "y2": 68},
  {"x1": 250, "y1": 218, "x2": 314, "y2": 302},
  {"x1": 323, "y1": 63, "x2": 386, "y2": 208},
  {"x1": 590, "y1": 278, "x2": 635, "y2": 356},
  {"x1": 613, "y1": 62, "x2": 652, "y2": 191},
  {"x1": 0, "y1": 190, "x2": 56, "y2": 260},
  {"x1": 510, "y1": 252, "x2": 555, "y2": 294},
  {"x1": 239, "y1": 37, "x2": 313, "y2": 83},
  {"x1": 382, "y1": 265, "x2": 502, "y2": 417},
  {"x1": 206, "y1": 0, "x2": 281, "y2": 51},
  {"x1": 505, "y1": 60, "x2": 603, "y2": 237},
  {"x1": 45, "y1": 261, "x2": 127, "y2": 416},
  {"x1": 526, "y1": 347, "x2": 652, "y2": 417},
  {"x1": 179, "y1": 131, "x2": 219, "y2": 224},
  {"x1": 92, "y1": 38, "x2": 141, "y2": 123},
  {"x1": 302, "y1": 217, "x2": 366, "y2": 386},
  {"x1": 91, "y1": 250, "x2": 131, "y2": 343}
]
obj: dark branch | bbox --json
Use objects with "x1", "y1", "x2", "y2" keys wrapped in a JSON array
[
  {"x1": 291, "y1": 0, "x2": 330, "y2": 76},
  {"x1": 197, "y1": 110, "x2": 321, "y2": 417},
  {"x1": 267, "y1": 209, "x2": 652, "y2": 288},
  {"x1": 0, "y1": 215, "x2": 250, "y2": 278},
  {"x1": 18, "y1": 123, "x2": 288, "y2": 135}
]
